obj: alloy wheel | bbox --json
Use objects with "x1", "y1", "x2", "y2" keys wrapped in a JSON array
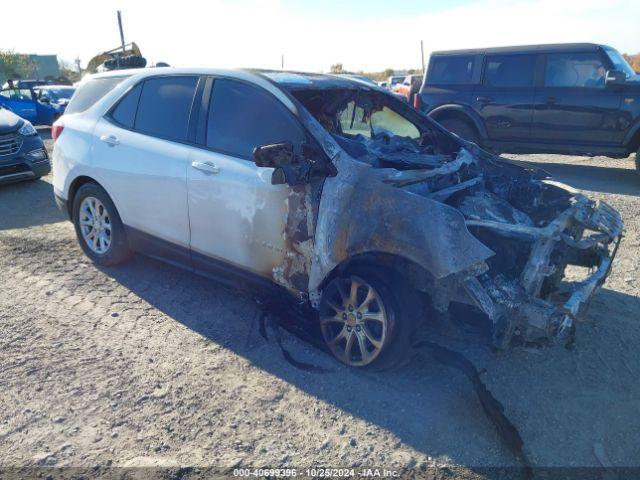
[
  {"x1": 79, "y1": 196, "x2": 112, "y2": 255},
  {"x1": 320, "y1": 275, "x2": 389, "y2": 367}
]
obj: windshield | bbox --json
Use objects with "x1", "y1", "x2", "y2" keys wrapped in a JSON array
[
  {"x1": 605, "y1": 48, "x2": 636, "y2": 78},
  {"x1": 291, "y1": 87, "x2": 461, "y2": 170},
  {"x1": 339, "y1": 101, "x2": 420, "y2": 139},
  {"x1": 347, "y1": 75, "x2": 376, "y2": 85}
]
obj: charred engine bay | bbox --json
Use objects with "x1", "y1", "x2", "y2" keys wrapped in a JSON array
[
  {"x1": 367, "y1": 137, "x2": 620, "y2": 348},
  {"x1": 294, "y1": 86, "x2": 623, "y2": 350}
]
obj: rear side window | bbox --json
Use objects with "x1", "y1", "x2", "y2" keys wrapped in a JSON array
[
  {"x1": 65, "y1": 77, "x2": 129, "y2": 114},
  {"x1": 429, "y1": 55, "x2": 475, "y2": 84},
  {"x1": 110, "y1": 83, "x2": 142, "y2": 128},
  {"x1": 206, "y1": 79, "x2": 304, "y2": 159},
  {"x1": 134, "y1": 76, "x2": 198, "y2": 141},
  {"x1": 484, "y1": 54, "x2": 535, "y2": 87}
]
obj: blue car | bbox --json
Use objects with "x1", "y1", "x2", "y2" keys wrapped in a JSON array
[
  {"x1": 0, "y1": 83, "x2": 66, "y2": 126},
  {"x1": 34, "y1": 85, "x2": 76, "y2": 108}
]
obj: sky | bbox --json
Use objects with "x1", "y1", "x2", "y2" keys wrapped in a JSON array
[{"x1": 1, "y1": 0, "x2": 638, "y2": 73}]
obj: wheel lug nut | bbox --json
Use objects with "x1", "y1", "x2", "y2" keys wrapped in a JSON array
[
  {"x1": 356, "y1": 325, "x2": 361, "y2": 332},
  {"x1": 342, "y1": 313, "x2": 347, "y2": 320},
  {"x1": 347, "y1": 326, "x2": 352, "y2": 332},
  {"x1": 348, "y1": 305, "x2": 354, "y2": 312},
  {"x1": 357, "y1": 312, "x2": 362, "y2": 319}
]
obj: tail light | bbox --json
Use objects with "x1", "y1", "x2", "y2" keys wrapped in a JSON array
[
  {"x1": 413, "y1": 94, "x2": 421, "y2": 110},
  {"x1": 51, "y1": 121, "x2": 64, "y2": 141}
]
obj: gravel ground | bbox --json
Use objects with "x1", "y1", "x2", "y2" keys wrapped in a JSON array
[{"x1": 1, "y1": 133, "x2": 639, "y2": 477}]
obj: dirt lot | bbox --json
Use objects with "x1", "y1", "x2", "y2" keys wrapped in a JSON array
[{"x1": 1, "y1": 134, "x2": 639, "y2": 477}]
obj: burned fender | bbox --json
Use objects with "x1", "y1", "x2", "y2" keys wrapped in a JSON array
[{"x1": 308, "y1": 152, "x2": 495, "y2": 295}]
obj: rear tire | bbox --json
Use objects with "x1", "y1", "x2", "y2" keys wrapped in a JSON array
[
  {"x1": 635, "y1": 147, "x2": 640, "y2": 176},
  {"x1": 439, "y1": 118, "x2": 480, "y2": 145},
  {"x1": 72, "y1": 182, "x2": 131, "y2": 266},
  {"x1": 319, "y1": 266, "x2": 419, "y2": 371}
]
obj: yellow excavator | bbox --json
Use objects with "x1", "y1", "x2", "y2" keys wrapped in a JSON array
[{"x1": 85, "y1": 42, "x2": 147, "y2": 74}]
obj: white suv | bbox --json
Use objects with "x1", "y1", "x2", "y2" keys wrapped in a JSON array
[{"x1": 53, "y1": 68, "x2": 622, "y2": 369}]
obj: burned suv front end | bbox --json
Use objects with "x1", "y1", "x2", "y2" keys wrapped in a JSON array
[
  {"x1": 434, "y1": 149, "x2": 622, "y2": 348},
  {"x1": 282, "y1": 77, "x2": 623, "y2": 349}
]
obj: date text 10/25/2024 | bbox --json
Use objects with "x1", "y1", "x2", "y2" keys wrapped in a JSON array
[{"x1": 233, "y1": 468, "x2": 400, "y2": 477}]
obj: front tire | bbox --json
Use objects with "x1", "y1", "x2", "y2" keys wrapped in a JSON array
[
  {"x1": 319, "y1": 266, "x2": 417, "y2": 370},
  {"x1": 635, "y1": 147, "x2": 640, "y2": 176},
  {"x1": 72, "y1": 182, "x2": 130, "y2": 266}
]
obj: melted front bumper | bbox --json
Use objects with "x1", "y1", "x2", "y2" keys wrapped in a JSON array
[{"x1": 462, "y1": 197, "x2": 623, "y2": 348}]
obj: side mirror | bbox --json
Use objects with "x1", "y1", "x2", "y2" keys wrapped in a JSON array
[
  {"x1": 252, "y1": 141, "x2": 337, "y2": 186},
  {"x1": 39, "y1": 97, "x2": 50, "y2": 104},
  {"x1": 252, "y1": 142, "x2": 294, "y2": 168},
  {"x1": 605, "y1": 69, "x2": 626, "y2": 86}
]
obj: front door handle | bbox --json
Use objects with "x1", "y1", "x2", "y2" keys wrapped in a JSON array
[
  {"x1": 100, "y1": 134, "x2": 120, "y2": 146},
  {"x1": 476, "y1": 96, "x2": 493, "y2": 104},
  {"x1": 192, "y1": 161, "x2": 220, "y2": 175}
]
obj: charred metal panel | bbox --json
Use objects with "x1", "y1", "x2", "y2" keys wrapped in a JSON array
[
  {"x1": 272, "y1": 184, "x2": 316, "y2": 295},
  {"x1": 308, "y1": 151, "x2": 495, "y2": 294},
  {"x1": 254, "y1": 73, "x2": 624, "y2": 350}
]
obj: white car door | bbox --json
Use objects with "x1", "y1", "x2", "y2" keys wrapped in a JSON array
[
  {"x1": 187, "y1": 78, "x2": 307, "y2": 280},
  {"x1": 91, "y1": 76, "x2": 200, "y2": 261}
]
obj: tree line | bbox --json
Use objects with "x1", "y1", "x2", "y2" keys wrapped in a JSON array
[
  {"x1": 0, "y1": 50, "x2": 80, "y2": 84},
  {"x1": 330, "y1": 63, "x2": 422, "y2": 81}
]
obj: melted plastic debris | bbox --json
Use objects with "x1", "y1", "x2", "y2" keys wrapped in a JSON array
[{"x1": 415, "y1": 340, "x2": 532, "y2": 478}]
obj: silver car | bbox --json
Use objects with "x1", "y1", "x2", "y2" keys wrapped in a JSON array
[{"x1": 53, "y1": 68, "x2": 622, "y2": 369}]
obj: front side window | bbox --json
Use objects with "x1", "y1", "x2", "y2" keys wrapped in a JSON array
[
  {"x1": 604, "y1": 48, "x2": 636, "y2": 78},
  {"x1": 484, "y1": 54, "x2": 535, "y2": 87},
  {"x1": 545, "y1": 53, "x2": 607, "y2": 88},
  {"x1": 338, "y1": 101, "x2": 420, "y2": 139},
  {"x1": 0, "y1": 88, "x2": 32, "y2": 100},
  {"x1": 18, "y1": 89, "x2": 33, "y2": 100},
  {"x1": 134, "y1": 76, "x2": 198, "y2": 142},
  {"x1": 206, "y1": 79, "x2": 304, "y2": 159},
  {"x1": 429, "y1": 55, "x2": 475, "y2": 84}
]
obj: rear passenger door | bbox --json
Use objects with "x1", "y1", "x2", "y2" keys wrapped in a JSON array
[
  {"x1": 187, "y1": 78, "x2": 306, "y2": 279},
  {"x1": 472, "y1": 53, "x2": 536, "y2": 141},
  {"x1": 532, "y1": 51, "x2": 624, "y2": 145},
  {"x1": 92, "y1": 75, "x2": 200, "y2": 262}
]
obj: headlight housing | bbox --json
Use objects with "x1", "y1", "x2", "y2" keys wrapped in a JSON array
[
  {"x1": 18, "y1": 121, "x2": 37, "y2": 137},
  {"x1": 27, "y1": 148, "x2": 48, "y2": 162}
]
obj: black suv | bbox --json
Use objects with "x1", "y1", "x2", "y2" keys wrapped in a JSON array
[
  {"x1": 417, "y1": 43, "x2": 640, "y2": 171},
  {"x1": 0, "y1": 106, "x2": 50, "y2": 185}
]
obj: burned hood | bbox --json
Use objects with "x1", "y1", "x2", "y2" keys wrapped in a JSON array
[
  {"x1": 308, "y1": 150, "x2": 497, "y2": 292},
  {"x1": 273, "y1": 80, "x2": 622, "y2": 350}
]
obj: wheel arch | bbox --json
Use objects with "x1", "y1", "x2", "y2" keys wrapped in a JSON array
[
  {"x1": 66, "y1": 175, "x2": 105, "y2": 219},
  {"x1": 428, "y1": 104, "x2": 487, "y2": 139},
  {"x1": 625, "y1": 120, "x2": 640, "y2": 153},
  {"x1": 316, "y1": 251, "x2": 436, "y2": 296}
]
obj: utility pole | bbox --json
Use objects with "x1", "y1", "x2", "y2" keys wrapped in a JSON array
[
  {"x1": 420, "y1": 40, "x2": 425, "y2": 72},
  {"x1": 281, "y1": 54, "x2": 284, "y2": 70},
  {"x1": 117, "y1": 11, "x2": 126, "y2": 53}
]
